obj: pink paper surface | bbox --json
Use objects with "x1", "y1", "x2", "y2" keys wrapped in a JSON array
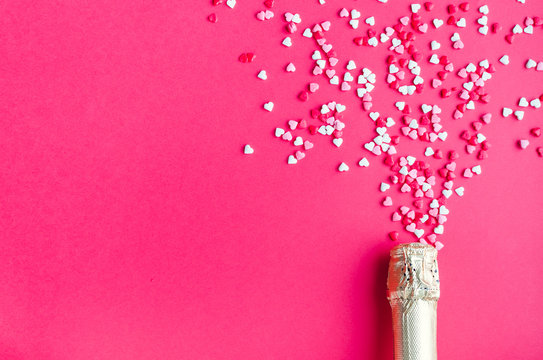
[{"x1": 1, "y1": 1, "x2": 543, "y2": 359}]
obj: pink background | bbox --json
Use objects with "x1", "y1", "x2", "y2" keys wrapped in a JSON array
[{"x1": 1, "y1": 0, "x2": 543, "y2": 359}]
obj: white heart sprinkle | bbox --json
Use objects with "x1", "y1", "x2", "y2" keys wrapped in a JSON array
[
  {"x1": 359, "y1": 158, "x2": 370, "y2": 167},
  {"x1": 499, "y1": 55, "x2": 510, "y2": 65},
  {"x1": 338, "y1": 162, "x2": 349, "y2": 172},
  {"x1": 303, "y1": 28, "x2": 313, "y2": 38},
  {"x1": 433, "y1": 19, "x2": 444, "y2": 28},
  {"x1": 526, "y1": 59, "x2": 537, "y2": 69},
  {"x1": 351, "y1": 9, "x2": 361, "y2": 19},
  {"x1": 244, "y1": 144, "x2": 254, "y2": 154},
  {"x1": 425, "y1": 147, "x2": 434, "y2": 156},
  {"x1": 287, "y1": 155, "x2": 297, "y2": 164},
  {"x1": 263, "y1": 102, "x2": 274, "y2": 112},
  {"x1": 282, "y1": 37, "x2": 292, "y2": 47},
  {"x1": 257, "y1": 70, "x2": 267, "y2": 80},
  {"x1": 380, "y1": 182, "x2": 390, "y2": 192}
]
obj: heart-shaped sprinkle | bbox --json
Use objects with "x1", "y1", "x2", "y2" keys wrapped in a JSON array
[
  {"x1": 243, "y1": 144, "x2": 254, "y2": 154},
  {"x1": 287, "y1": 155, "x2": 297, "y2": 164},
  {"x1": 338, "y1": 162, "x2": 350, "y2": 172},
  {"x1": 383, "y1": 196, "x2": 393, "y2": 206},
  {"x1": 257, "y1": 70, "x2": 267, "y2": 80},
  {"x1": 263, "y1": 102, "x2": 274, "y2": 112}
]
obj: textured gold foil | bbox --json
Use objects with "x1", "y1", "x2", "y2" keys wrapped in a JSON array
[{"x1": 387, "y1": 243, "x2": 440, "y2": 360}]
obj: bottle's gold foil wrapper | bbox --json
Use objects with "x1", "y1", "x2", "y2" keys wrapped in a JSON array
[{"x1": 387, "y1": 243, "x2": 440, "y2": 360}]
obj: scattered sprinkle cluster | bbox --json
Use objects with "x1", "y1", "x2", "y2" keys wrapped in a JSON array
[{"x1": 211, "y1": 0, "x2": 543, "y2": 250}]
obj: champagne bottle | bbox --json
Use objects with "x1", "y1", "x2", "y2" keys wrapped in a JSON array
[{"x1": 387, "y1": 243, "x2": 440, "y2": 360}]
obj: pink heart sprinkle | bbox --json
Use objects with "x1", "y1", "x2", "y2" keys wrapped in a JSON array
[
  {"x1": 396, "y1": 71, "x2": 405, "y2": 80},
  {"x1": 444, "y1": 181, "x2": 453, "y2": 190},
  {"x1": 400, "y1": 206, "x2": 410, "y2": 214},
  {"x1": 400, "y1": 16, "x2": 410, "y2": 25},
  {"x1": 458, "y1": 68, "x2": 468, "y2": 78},
  {"x1": 322, "y1": 44, "x2": 333, "y2": 53},
  {"x1": 463, "y1": 168, "x2": 473, "y2": 178},
  {"x1": 363, "y1": 102, "x2": 372, "y2": 110},
  {"x1": 427, "y1": 176, "x2": 436, "y2": 186},
  {"x1": 406, "y1": 223, "x2": 416, "y2": 232},
  {"x1": 316, "y1": 38, "x2": 326, "y2": 46},
  {"x1": 383, "y1": 196, "x2": 393, "y2": 206},
  {"x1": 288, "y1": 120, "x2": 298, "y2": 130},
  {"x1": 453, "y1": 109, "x2": 463, "y2": 120},
  {"x1": 304, "y1": 140, "x2": 314, "y2": 150},
  {"x1": 418, "y1": 23, "x2": 428, "y2": 33},
  {"x1": 429, "y1": 208, "x2": 439, "y2": 217},
  {"x1": 326, "y1": 69, "x2": 335, "y2": 78},
  {"x1": 329, "y1": 57, "x2": 339, "y2": 66},
  {"x1": 459, "y1": 90, "x2": 470, "y2": 100},
  {"x1": 425, "y1": 189, "x2": 434, "y2": 198},
  {"x1": 453, "y1": 40, "x2": 464, "y2": 49},
  {"x1": 295, "y1": 150, "x2": 305, "y2": 160},
  {"x1": 537, "y1": 62, "x2": 543, "y2": 71},
  {"x1": 445, "y1": 63, "x2": 454, "y2": 72},
  {"x1": 427, "y1": 234, "x2": 437, "y2": 244},
  {"x1": 285, "y1": 13, "x2": 293, "y2": 22},
  {"x1": 446, "y1": 162, "x2": 456, "y2": 171},
  {"x1": 313, "y1": 66, "x2": 323, "y2": 75},
  {"x1": 432, "y1": 79, "x2": 442, "y2": 88},
  {"x1": 256, "y1": 11, "x2": 265, "y2": 21},
  {"x1": 407, "y1": 210, "x2": 415, "y2": 219},
  {"x1": 321, "y1": 21, "x2": 331, "y2": 31},
  {"x1": 282, "y1": 132, "x2": 293, "y2": 141},
  {"x1": 309, "y1": 83, "x2": 319, "y2": 92},
  {"x1": 466, "y1": 144, "x2": 476, "y2": 154},
  {"x1": 481, "y1": 113, "x2": 492, "y2": 124},
  {"x1": 392, "y1": 212, "x2": 402, "y2": 221}
]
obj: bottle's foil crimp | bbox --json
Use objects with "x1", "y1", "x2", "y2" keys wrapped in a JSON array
[{"x1": 387, "y1": 243, "x2": 440, "y2": 360}]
